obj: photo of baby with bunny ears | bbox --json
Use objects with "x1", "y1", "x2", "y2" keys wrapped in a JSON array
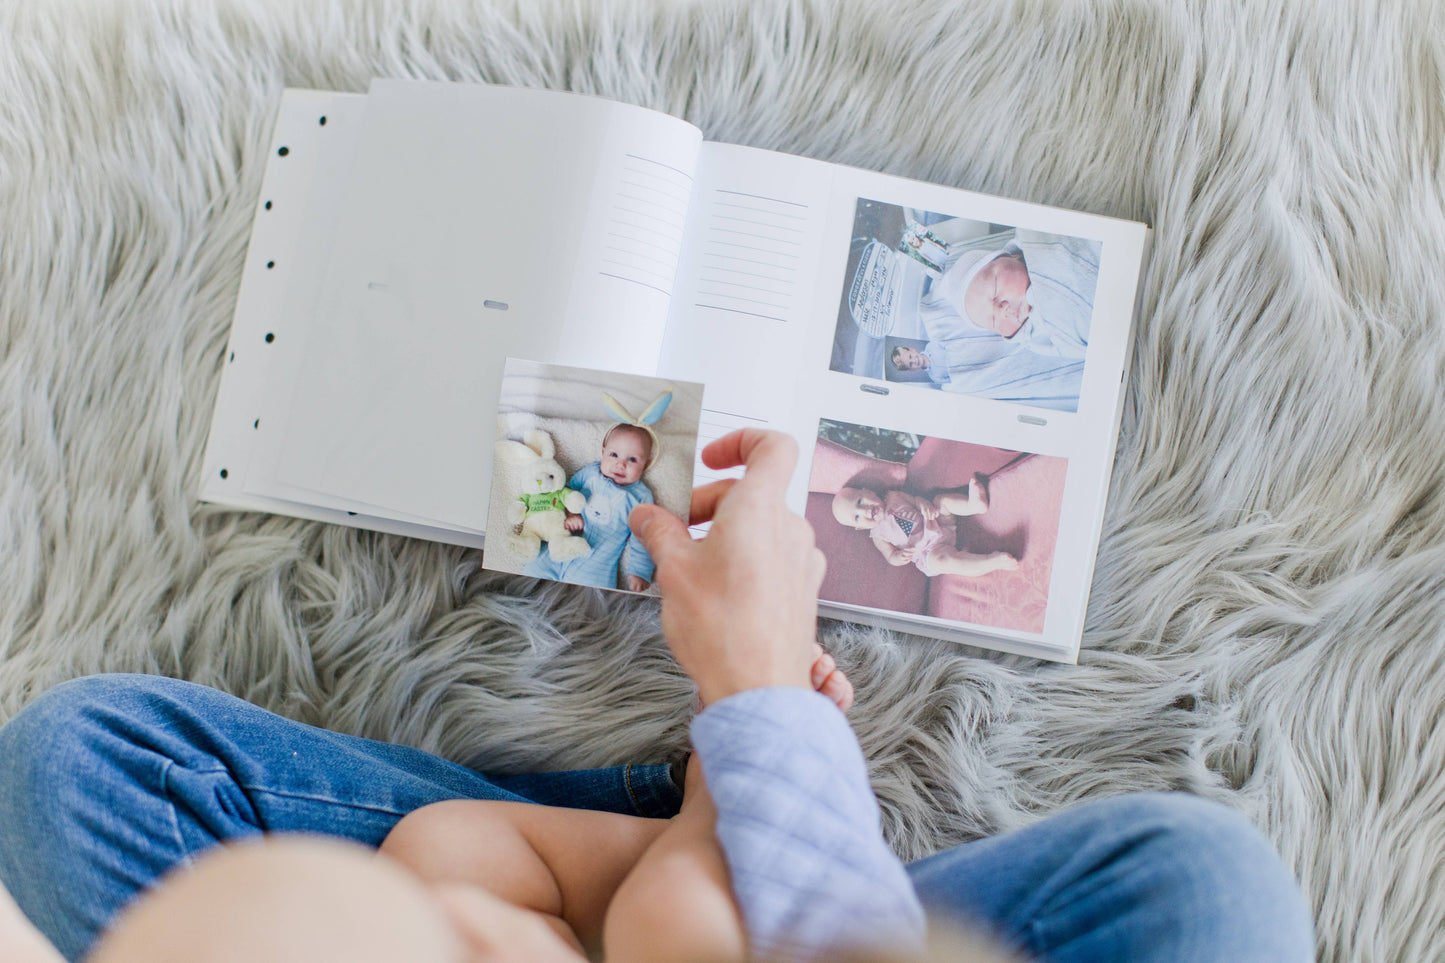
[{"x1": 483, "y1": 359, "x2": 704, "y2": 594}]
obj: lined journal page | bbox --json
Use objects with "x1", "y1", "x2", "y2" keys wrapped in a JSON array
[
  {"x1": 690, "y1": 187, "x2": 807, "y2": 322},
  {"x1": 658, "y1": 143, "x2": 840, "y2": 522},
  {"x1": 598, "y1": 153, "x2": 694, "y2": 297},
  {"x1": 560, "y1": 103, "x2": 704, "y2": 377}
]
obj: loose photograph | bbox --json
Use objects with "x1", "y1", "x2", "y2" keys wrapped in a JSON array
[
  {"x1": 829, "y1": 198, "x2": 1101, "y2": 412},
  {"x1": 805, "y1": 418, "x2": 1068, "y2": 634},
  {"x1": 484, "y1": 359, "x2": 704, "y2": 594}
]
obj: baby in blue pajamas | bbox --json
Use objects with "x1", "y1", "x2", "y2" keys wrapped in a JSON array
[{"x1": 523, "y1": 422, "x2": 657, "y2": 592}]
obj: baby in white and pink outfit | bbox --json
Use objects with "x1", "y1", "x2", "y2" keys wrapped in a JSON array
[{"x1": 831, "y1": 474, "x2": 1018, "y2": 577}]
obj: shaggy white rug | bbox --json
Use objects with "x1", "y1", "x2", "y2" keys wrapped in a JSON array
[{"x1": 2, "y1": 1, "x2": 1443, "y2": 959}]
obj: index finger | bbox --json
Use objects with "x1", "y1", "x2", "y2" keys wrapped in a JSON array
[{"x1": 700, "y1": 429, "x2": 797, "y2": 495}]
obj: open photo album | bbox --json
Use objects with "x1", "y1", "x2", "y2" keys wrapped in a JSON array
[{"x1": 201, "y1": 80, "x2": 1151, "y2": 663}]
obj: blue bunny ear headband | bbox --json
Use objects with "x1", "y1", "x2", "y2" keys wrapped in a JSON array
[{"x1": 601, "y1": 388, "x2": 673, "y2": 468}]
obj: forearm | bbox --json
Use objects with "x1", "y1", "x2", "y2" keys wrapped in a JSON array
[
  {"x1": 879, "y1": 540, "x2": 911, "y2": 565},
  {"x1": 604, "y1": 759, "x2": 745, "y2": 963}
]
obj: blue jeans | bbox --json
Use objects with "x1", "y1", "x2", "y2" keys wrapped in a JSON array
[{"x1": 0, "y1": 675, "x2": 1313, "y2": 962}]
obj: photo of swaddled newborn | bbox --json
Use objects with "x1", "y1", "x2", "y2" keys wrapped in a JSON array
[
  {"x1": 805, "y1": 418, "x2": 1068, "y2": 633},
  {"x1": 483, "y1": 360, "x2": 704, "y2": 595},
  {"x1": 830, "y1": 198, "x2": 1102, "y2": 413}
]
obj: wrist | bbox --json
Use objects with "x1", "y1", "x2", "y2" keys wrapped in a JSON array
[
  {"x1": 694, "y1": 685, "x2": 844, "y2": 722},
  {"x1": 695, "y1": 670, "x2": 812, "y2": 708}
]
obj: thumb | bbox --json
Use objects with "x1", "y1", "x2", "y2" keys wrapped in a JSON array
[{"x1": 629, "y1": 504, "x2": 692, "y2": 568}]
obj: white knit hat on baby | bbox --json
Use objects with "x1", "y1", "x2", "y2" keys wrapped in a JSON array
[{"x1": 932, "y1": 246, "x2": 1008, "y2": 329}]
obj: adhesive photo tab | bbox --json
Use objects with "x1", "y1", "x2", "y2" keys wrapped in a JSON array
[
  {"x1": 805, "y1": 418, "x2": 1067, "y2": 634},
  {"x1": 485, "y1": 359, "x2": 704, "y2": 595},
  {"x1": 829, "y1": 198, "x2": 1101, "y2": 413}
]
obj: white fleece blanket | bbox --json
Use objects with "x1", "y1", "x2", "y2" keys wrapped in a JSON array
[{"x1": 2, "y1": 2, "x2": 1443, "y2": 959}]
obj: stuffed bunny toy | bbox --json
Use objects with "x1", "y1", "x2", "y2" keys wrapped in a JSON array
[{"x1": 493, "y1": 429, "x2": 591, "y2": 562}]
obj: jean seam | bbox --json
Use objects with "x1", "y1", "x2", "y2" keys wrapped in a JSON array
[
  {"x1": 622, "y1": 764, "x2": 644, "y2": 816},
  {"x1": 158, "y1": 764, "x2": 432, "y2": 831},
  {"x1": 239, "y1": 784, "x2": 414, "y2": 818},
  {"x1": 158, "y1": 758, "x2": 196, "y2": 866}
]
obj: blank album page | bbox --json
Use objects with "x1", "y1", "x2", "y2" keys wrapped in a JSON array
[{"x1": 248, "y1": 80, "x2": 703, "y2": 533}]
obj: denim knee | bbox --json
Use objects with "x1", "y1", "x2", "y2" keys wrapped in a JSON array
[
  {"x1": 0, "y1": 673, "x2": 213, "y2": 838},
  {"x1": 2, "y1": 675, "x2": 160, "y2": 816},
  {"x1": 1092, "y1": 792, "x2": 1315, "y2": 961},
  {"x1": 2, "y1": 672, "x2": 177, "y2": 757},
  {"x1": 0, "y1": 674, "x2": 212, "y2": 960}
]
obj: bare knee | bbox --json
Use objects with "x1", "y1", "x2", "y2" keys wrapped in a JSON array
[
  {"x1": 381, "y1": 800, "x2": 483, "y2": 874},
  {"x1": 380, "y1": 801, "x2": 561, "y2": 917}
]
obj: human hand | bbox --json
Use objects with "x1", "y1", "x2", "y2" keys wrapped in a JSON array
[
  {"x1": 919, "y1": 499, "x2": 940, "y2": 522},
  {"x1": 624, "y1": 575, "x2": 650, "y2": 593},
  {"x1": 628, "y1": 429, "x2": 823, "y2": 707},
  {"x1": 564, "y1": 513, "x2": 584, "y2": 534}
]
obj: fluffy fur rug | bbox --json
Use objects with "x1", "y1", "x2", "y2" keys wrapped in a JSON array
[{"x1": 2, "y1": 1, "x2": 1443, "y2": 959}]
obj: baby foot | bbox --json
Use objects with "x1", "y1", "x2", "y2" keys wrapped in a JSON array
[
  {"x1": 810, "y1": 643, "x2": 855, "y2": 712},
  {"x1": 991, "y1": 552, "x2": 1019, "y2": 573},
  {"x1": 969, "y1": 472, "x2": 991, "y2": 511}
]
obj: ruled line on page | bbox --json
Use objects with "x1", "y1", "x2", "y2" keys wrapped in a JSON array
[
  {"x1": 621, "y1": 178, "x2": 690, "y2": 204},
  {"x1": 599, "y1": 272, "x2": 670, "y2": 297},
  {"x1": 600, "y1": 256, "x2": 674, "y2": 284},
  {"x1": 716, "y1": 188, "x2": 807, "y2": 208},
  {"x1": 694, "y1": 289, "x2": 787, "y2": 310},
  {"x1": 691, "y1": 304, "x2": 788, "y2": 322},
  {"x1": 687, "y1": 408, "x2": 769, "y2": 537},
  {"x1": 693, "y1": 187, "x2": 810, "y2": 323},
  {"x1": 626, "y1": 153, "x2": 694, "y2": 182},
  {"x1": 699, "y1": 263, "x2": 795, "y2": 284},
  {"x1": 600, "y1": 155, "x2": 695, "y2": 297},
  {"x1": 697, "y1": 277, "x2": 792, "y2": 297},
  {"x1": 607, "y1": 232, "x2": 680, "y2": 257},
  {"x1": 618, "y1": 192, "x2": 689, "y2": 216},
  {"x1": 612, "y1": 214, "x2": 683, "y2": 243},
  {"x1": 702, "y1": 250, "x2": 799, "y2": 269},
  {"x1": 714, "y1": 200, "x2": 807, "y2": 221}
]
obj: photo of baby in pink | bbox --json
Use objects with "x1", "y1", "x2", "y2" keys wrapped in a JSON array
[
  {"x1": 831, "y1": 476, "x2": 1019, "y2": 577},
  {"x1": 806, "y1": 419, "x2": 1068, "y2": 634}
]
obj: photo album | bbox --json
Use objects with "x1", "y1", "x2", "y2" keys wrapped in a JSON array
[{"x1": 201, "y1": 80, "x2": 1150, "y2": 662}]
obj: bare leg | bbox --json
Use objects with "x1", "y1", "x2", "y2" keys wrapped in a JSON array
[
  {"x1": 380, "y1": 799, "x2": 666, "y2": 954},
  {"x1": 88, "y1": 838, "x2": 467, "y2": 963},
  {"x1": 924, "y1": 545, "x2": 1018, "y2": 576},
  {"x1": 934, "y1": 473, "x2": 991, "y2": 517},
  {"x1": 603, "y1": 756, "x2": 746, "y2": 963}
]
